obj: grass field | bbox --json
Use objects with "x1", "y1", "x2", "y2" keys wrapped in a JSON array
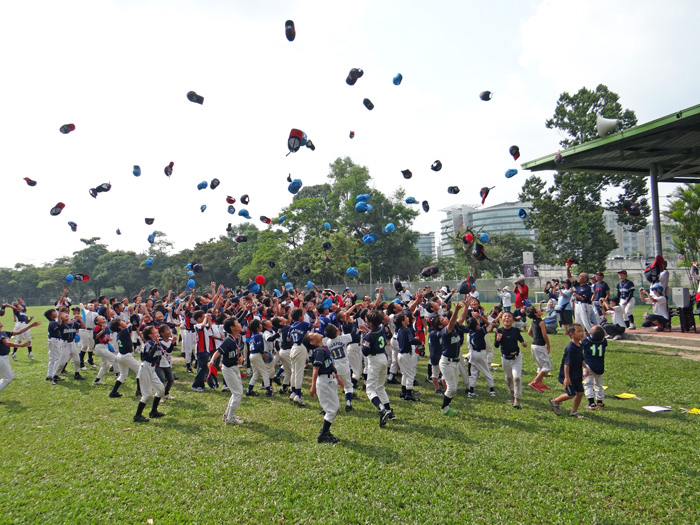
[{"x1": 1, "y1": 306, "x2": 699, "y2": 524}]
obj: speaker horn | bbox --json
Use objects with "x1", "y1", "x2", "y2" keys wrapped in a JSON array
[{"x1": 596, "y1": 115, "x2": 620, "y2": 138}]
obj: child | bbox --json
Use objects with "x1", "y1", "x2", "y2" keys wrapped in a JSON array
[
  {"x1": 191, "y1": 310, "x2": 211, "y2": 392},
  {"x1": 7, "y1": 300, "x2": 34, "y2": 360},
  {"x1": 525, "y1": 306, "x2": 552, "y2": 393},
  {"x1": 92, "y1": 315, "x2": 116, "y2": 386},
  {"x1": 361, "y1": 310, "x2": 394, "y2": 427},
  {"x1": 439, "y1": 303, "x2": 468, "y2": 416},
  {"x1": 600, "y1": 296, "x2": 625, "y2": 340},
  {"x1": 494, "y1": 311, "x2": 528, "y2": 409},
  {"x1": 307, "y1": 332, "x2": 343, "y2": 443},
  {"x1": 44, "y1": 309, "x2": 63, "y2": 385},
  {"x1": 395, "y1": 312, "x2": 423, "y2": 402},
  {"x1": 323, "y1": 323, "x2": 360, "y2": 411},
  {"x1": 246, "y1": 319, "x2": 272, "y2": 397},
  {"x1": 549, "y1": 324, "x2": 588, "y2": 419},
  {"x1": 134, "y1": 326, "x2": 166, "y2": 422},
  {"x1": 497, "y1": 286, "x2": 512, "y2": 312},
  {"x1": 0, "y1": 318, "x2": 40, "y2": 402},
  {"x1": 466, "y1": 312, "x2": 496, "y2": 398},
  {"x1": 108, "y1": 319, "x2": 141, "y2": 398},
  {"x1": 582, "y1": 325, "x2": 607, "y2": 410},
  {"x1": 208, "y1": 318, "x2": 245, "y2": 424},
  {"x1": 288, "y1": 308, "x2": 315, "y2": 406},
  {"x1": 156, "y1": 324, "x2": 176, "y2": 399}
]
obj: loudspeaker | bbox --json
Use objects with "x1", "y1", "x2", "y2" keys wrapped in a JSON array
[{"x1": 596, "y1": 115, "x2": 620, "y2": 137}]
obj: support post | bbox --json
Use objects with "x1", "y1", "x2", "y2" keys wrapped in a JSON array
[{"x1": 649, "y1": 163, "x2": 664, "y2": 257}]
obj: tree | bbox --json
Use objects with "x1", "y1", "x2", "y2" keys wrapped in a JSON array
[
  {"x1": 664, "y1": 183, "x2": 700, "y2": 264},
  {"x1": 520, "y1": 84, "x2": 646, "y2": 273}
]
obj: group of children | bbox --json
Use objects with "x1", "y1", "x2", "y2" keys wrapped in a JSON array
[{"x1": 1, "y1": 276, "x2": 615, "y2": 440}]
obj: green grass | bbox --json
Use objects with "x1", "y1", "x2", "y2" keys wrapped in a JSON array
[{"x1": 1, "y1": 306, "x2": 699, "y2": 524}]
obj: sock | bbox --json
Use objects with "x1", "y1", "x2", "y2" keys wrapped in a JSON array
[
  {"x1": 351, "y1": 377, "x2": 358, "y2": 388},
  {"x1": 79, "y1": 351, "x2": 85, "y2": 366},
  {"x1": 321, "y1": 419, "x2": 332, "y2": 434},
  {"x1": 467, "y1": 362, "x2": 472, "y2": 375},
  {"x1": 441, "y1": 394, "x2": 452, "y2": 410},
  {"x1": 88, "y1": 352, "x2": 94, "y2": 364},
  {"x1": 266, "y1": 386, "x2": 271, "y2": 393},
  {"x1": 248, "y1": 384, "x2": 253, "y2": 393},
  {"x1": 427, "y1": 364, "x2": 432, "y2": 378},
  {"x1": 401, "y1": 385, "x2": 406, "y2": 395},
  {"x1": 489, "y1": 387, "x2": 495, "y2": 392},
  {"x1": 588, "y1": 397, "x2": 595, "y2": 405},
  {"x1": 370, "y1": 396, "x2": 384, "y2": 411},
  {"x1": 385, "y1": 402, "x2": 391, "y2": 411},
  {"x1": 136, "y1": 401, "x2": 146, "y2": 416},
  {"x1": 597, "y1": 399, "x2": 603, "y2": 404},
  {"x1": 151, "y1": 396, "x2": 161, "y2": 413},
  {"x1": 28, "y1": 346, "x2": 32, "y2": 354},
  {"x1": 345, "y1": 392, "x2": 352, "y2": 404},
  {"x1": 629, "y1": 315, "x2": 635, "y2": 324},
  {"x1": 135, "y1": 379, "x2": 141, "y2": 394},
  {"x1": 275, "y1": 367, "x2": 284, "y2": 378},
  {"x1": 406, "y1": 389, "x2": 413, "y2": 397},
  {"x1": 469, "y1": 387, "x2": 474, "y2": 394}
]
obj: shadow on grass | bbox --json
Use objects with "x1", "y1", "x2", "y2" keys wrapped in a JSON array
[
  {"x1": 390, "y1": 420, "x2": 476, "y2": 444},
  {"x1": 0, "y1": 400, "x2": 27, "y2": 413},
  {"x1": 338, "y1": 439, "x2": 400, "y2": 464},
  {"x1": 245, "y1": 421, "x2": 305, "y2": 444}
]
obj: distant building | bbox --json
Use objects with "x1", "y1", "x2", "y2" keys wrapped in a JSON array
[
  {"x1": 415, "y1": 232, "x2": 436, "y2": 259},
  {"x1": 439, "y1": 201, "x2": 535, "y2": 258},
  {"x1": 604, "y1": 211, "x2": 674, "y2": 258}
]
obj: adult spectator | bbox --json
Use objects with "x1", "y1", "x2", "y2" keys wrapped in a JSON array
[{"x1": 514, "y1": 279, "x2": 529, "y2": 308}]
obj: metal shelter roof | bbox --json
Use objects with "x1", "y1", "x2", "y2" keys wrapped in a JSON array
[{"x1": 521, "y1": 103, "x2": 700, "y2": 183}]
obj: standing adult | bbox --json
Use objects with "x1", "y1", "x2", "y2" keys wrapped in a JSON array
[
  {"x1": 592, "y1": 272, "x2": 610, "y2": 318},
  {"x1": 514, "y1": 279, "x2": 529, "y2": 309}
]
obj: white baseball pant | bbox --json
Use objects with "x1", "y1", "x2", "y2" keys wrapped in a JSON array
[
  {"x1": 137, "y1": 362, "x2": 164, "y2": 403},
  {"x1": 397, "y1": 352, "x2": 417, "y2": 388},
  {"x1": 249, "y1": 353, "x2": 270, "y2": 388},
  {"x1": 485, "y1": 336, "x2": 495, "y2": 366},
  {"x1": 117, "y1": 353, "x2": 141, "y2": 382},
  {"x1": 365, "y1": 353, "x2": 389, "y2": 405},
  {"x1": 59, "y1": 341, "x2": 81, "y2": 372},
  {"x1": 575, "y1": 303, "x2": 593, "y2": 333},
  {"x1": 182, "y1": 331, "x2": 194, "y2": 364},
  {"x1": 278, "y1": 349, "x2": 292, "y2": 386},
  {"x1": 458, "y1": 357, "x2": 469, "y2": 386},
  {"x1": 584, "y1": 372, "x2": 605, "y2": 401},
  {"x1": 502, "y1": 353, "x2": 523, "y2": 399},
  {"x1": 621, "y1": 298, "x2": 635, "y2": 322},
  {"x1": 468, "y1": 350, "x2": 494, "y2": 388},
  {"x1": 439, "y1": 357, "x2": 459, "y2": 398},
  {"x1": 13, "y1": 322, "x2": 30, "y2": 344},
  {"x1": 333, "y1": 358, "x2": 353, "y2": 395},
  {"x1": 389, "y1": 338, "x2": 400, "y2": 376},
  {"x1": 530, "y1": 344, "x2": 552, "y2": 374},
  {"x1": 79, "y1": 329, "x2": 94, "y2": 352},
  {"x1": 221, "y1": 364, "x2": 244, "y2": 422},
  {"x1": 47, "y1": 338, "x2": 62, "y2": 378},
  {"x1": 346, "y1": 343, "x2": 363, "y2": 380},
  {"x1": 94, "y1": 344, "x2": 117, "y2": 380},
  {"x1": 290, "y1": 344, "x2": 307, "y2": 390},
  {"x1": 0, "y1": 355, "x2": 14, "y2": 395},
  {"x1": 316, "y1": 375, "x2": 340, "y2": 423}
]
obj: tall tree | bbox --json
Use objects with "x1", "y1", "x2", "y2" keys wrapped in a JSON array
[
  {"x1": 520, "y1": 84, "x2": 646, "y2": 273},
  {"x1": 664, "y1": 183, "x2": 700, "y2": 264}
]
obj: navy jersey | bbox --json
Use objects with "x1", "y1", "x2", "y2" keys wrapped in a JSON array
[
  {"x1": 93, "y1": 325, "x2": 111, "y2": 345},
  {"x1": 219, "y1": 334, "x2": 242, "y2": 367},
  {"x1": 582, "y1": 335, "x2": 606, "y2": 375},
  {"x1": 593, "y1": 281, "x2": 610, "y2": 301},
  {"x1": 289, "y1": 321, "x2": 312, "y2": 345},
  {"x1": 48, "y1": 320, "x2": 62, "y2": 340},
  {"x1": 59, "y1": 320, "x2": 81, "y2": 342},
  {"x1": 0, "y1": 332, "x2": 11, "y2": 356},
  {"x1": 14, "y1": 306, "x2": 28, "y2": 323},
  {"x1": 574, "y1": 284, "x2": 592, "y2": 304},
  {"x1": 558, "y1": 341, "x2": 584, "y2": 384},
  {"x1": 361, "y1": 326, "x2": 387, "y2": 357},
  {"x1": 440, "y1": 325, "x2": 465, "y2": 359},
  {"x1": 617, "y1": 279, "x2": 635, "y2": 302},
  {"x1": 249, "y1": 333, "x2": 264, "y2": 354},
  {"x1": 468, "y1": 326, "x2": 488, "y2": 351},
  {"x1": 280, "y1": 325, "x2": 293, "y2": 350},
  {"x1": 397, "y1": 326, "x2": 421, "y2": 354},
  {"x1": 312, "y1": 345, "x2": 335, "y2": 375},
  {"x1": 494, "y1": 327, "x2": 523, "y2": 359},
  {"x1": 142, "y1": 339, "x2": 162, "y2": 365},
  {"x1": 117, "y1": 327, "x2": 134, "y2": 355}
]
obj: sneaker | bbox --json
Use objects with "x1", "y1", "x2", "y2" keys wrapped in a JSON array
[
  {"x1": 629, "y1": 324, "x2": 636, "y2": 330},
  {"x1": 468, "y1": 392, "x2": 479, "y2": 398},
  {"x1": 11, "y1": 353, "x2": 17, "y2": 362},
  {"x1": 596, "y1": 401, "x2": 605, "y2": 407},
  {"x1": 245, "y1": 391, "x2": 259, "y2": 397},
  {"x1": 529, "y1": 382, "x2": 544, "y2": 393},
  {"x1": 187, "y1": 367, "x2": 194, "y2": 374},
  {"x1": 319, "y1": 409, "x2": 326, "y2": 416},
  {"x1": 234, "y1": 416, "x2": 244, "y2": 424},
  {"x1": 317, "y1": 432, "x2": 340, "y2": 443},
  {"x1": 149, "y1": 411, "x2": 166, "y2": 418},
  {"x1": 52, "y1": 378, "x2": 58, "y2": 386},
  {"x1": 74, "y1": 374, "x2": 85, "y2": 381},
  {"x1": 295, "y1": 397, "x2": 306, "y2": 407},
  {"x1": 28, "y1": 352, "x2": 34, "y2": 360},
  {"x1": 80, "y1": 366, "x2": 87, "y2": 371},
  {"x1": 109, "y1": 392, "x2": 123, "y2": 398},
  {"x1": 60, "y1": 370, "x2": 68, "y2": 376},
  {"x1": 290, "y1": 393, "x2": 297, "y2": 402},
  {"x1": 442, "y1": 407, "x2": 457, "y2": 416},
  {"x1": 571, "y1": 411, "x2": 585, "y2": 420},
  {"x1": 540, "y1": 384, "x2": 551, "y2": 390},
  {"x1": 225, "y1": 418, "x2": 242, "y2": 425},
  {"x1": 273, "y1": 377, "x2": 281, "y2": 386},
  {"x1": 163, "y1": 394, "x2": 175, "y2": 400},
  {"x1": 513, "y1": 400, "x2": 521, "y2": 409},
  {"x1": 613, "y1": 335, "x2": 622, "y2": 341},
  {"x1": 399, "y1": 392, "x2": 406, "y2": 400},
  {"x1": 221, "y1": 386, "x2": 230, "y2": 392},
  {"x1": 386, "y1": 409, "x2": 396, "y2": 420},
  {"x1": 90, "y1": 364, "x2": 97, "y2": 369},
  {"x1": 489, "y1": 391, "x2": 497, "y2": 397},
  {"x1": 387, "y1": 377, "x2": 399, "y2": 384},
  {"x1": 345, "y1": 404, "x2": 354, "y2": 412},
  {"x1": 133, "y1": 414, "x2": 150, "y2": 423},
  {"x1": 46, "y1": 376, "x2": 53, "y2": 381},
  {"x1": 191, "y1": 387, "x2": 204, "y2": 392},
  {"x1": 586, "y1": 404, "x2": 596, "y2": 410},
  {"x1": 434, "y1": 389, "x2": 444, "y2": 395},
  {"x1": 379, "y1": 409, "x2": 390, "y2": 427},
  {"x1": 265, "y1": 390, "x2": 273, "y2": 397},
  {"x1": 404, "y1": 394, "x2": 418, "y2": 402},
  {"x1": 93, "y1": 380, "x2": 106, "y2": 386},
  {"x1": 550, "y1": 398, "x2": 561, "y2": 416}
]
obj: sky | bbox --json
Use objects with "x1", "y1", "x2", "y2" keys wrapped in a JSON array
[{"x1": 1, "y1": 0, "x2": 698, "y2": 268}]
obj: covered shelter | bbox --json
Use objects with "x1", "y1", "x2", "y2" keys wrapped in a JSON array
[{"x1": 521, "y1": 103, "x2": 700, "y2": 256}]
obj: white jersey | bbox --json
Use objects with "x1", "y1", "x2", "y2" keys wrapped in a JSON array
[
  {"x1": 323, "y1": 334, "x2": 353, "y2": 361},
  {"x1": 84, "y1": 310, "x2": 98, "y2": 329},
  {"x1": 607, "y1": 306, "x2": 625, "y2": 327}
]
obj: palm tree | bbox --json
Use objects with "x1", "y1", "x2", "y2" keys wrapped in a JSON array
[{"x1": 664, "y1": 184, "x2": 700, "y2": 264}]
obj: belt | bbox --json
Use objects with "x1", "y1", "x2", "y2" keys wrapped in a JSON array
[
  {"x1": 444, "y1": 357, "x2": 460, "y2": 363},
  {"x1": 502, "y1": 353, "x2": 519, "y2": 360},
  {"x1": 321, "y1": 373, "x2": 333, "y2": 378}
]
